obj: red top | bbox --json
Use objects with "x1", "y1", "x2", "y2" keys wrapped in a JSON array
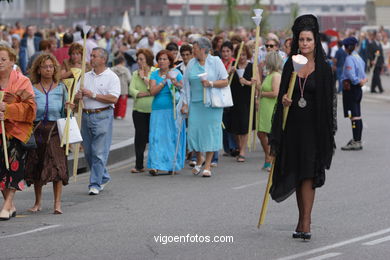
[{"x1": 53, "y1": 46, "x2": 70, "y2": 65}]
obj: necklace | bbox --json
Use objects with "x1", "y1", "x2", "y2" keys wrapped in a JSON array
[{"x1": 298, "y1": 76, "x2": 308, "y2": 108}]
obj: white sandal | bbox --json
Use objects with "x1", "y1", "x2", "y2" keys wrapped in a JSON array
[
  {"x1": 202, "y1": 169, "x2": 211, "y2": 178},
  {"x1": 192, "y1": 164, "x2": 203, "y2": 175}
]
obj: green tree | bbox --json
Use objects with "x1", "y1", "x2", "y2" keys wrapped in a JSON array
[
  {"x1": 215, "y1": 0, "x2": 242, "y2": 30},
  {"x1": 285, "y1": 3, "x2": 299, "y2": 34}
]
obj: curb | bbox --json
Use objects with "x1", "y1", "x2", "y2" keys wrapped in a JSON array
[{"x1": 67, "y1": 138, "x2": 135, "y2": 173}]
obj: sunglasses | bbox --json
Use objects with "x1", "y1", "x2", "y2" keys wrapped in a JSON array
[{"x1": 265, "y1": 44, "x2": 275, "y2": 48}]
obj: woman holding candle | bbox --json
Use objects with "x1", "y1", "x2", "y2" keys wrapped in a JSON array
[
  {"x1": 269, "y1": 15, "x2": 336, "y2": 240},
  {"x1": 129, "y1": 48, "x2": 155, "y2": 173},
  {"x1": 147, "y1": 50, "x2": 185, "y2": 175},
  {"x1": 256, "y1": 51, "x2": 282, "y2": 170},
  {"x1": 182, "y1": 37, "x2": 229, "y2": 177},
  {"x1": 0, "y1": 46, "x2": 36, "y2": 220},
  {"x1": 25, "y1": 53, "x2": 69, "y2": 214},
  {"x1": 229, "y1": 45, "x2": 257, "y2": 162}
]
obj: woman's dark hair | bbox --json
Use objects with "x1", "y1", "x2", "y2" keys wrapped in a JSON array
[
  {"x1": 212, "y1": 36, "x2": 223, "y2": 50},
  {"x1": 179, "y1": 44, "x2": 192, "y2": 54},
  {"x1": 156, "y1": 50, "x2": 175, "y2": 68},
  {"x1": 221, "y1": 41, "x2": 234, "y2": 52},
  {"x1": 290, "y1": 14, "x2": 325, "y2": 59},
  {"x1": 166, "y1": 42, "x2": 179, "y2": 51},
  {"x1": 234, "y1": 44, "x2": 252, "y2": 60},
  {"x1": 136, "y1": 48, "x2": 154, "y2": 67},
  {"x1": 114, "y1": 55, "x2": 125, "y2": 65}
]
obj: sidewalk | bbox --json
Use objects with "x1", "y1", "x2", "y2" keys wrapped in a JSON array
[{"x1": 68, "y1": 97, "x2": 135, "y2": 172}]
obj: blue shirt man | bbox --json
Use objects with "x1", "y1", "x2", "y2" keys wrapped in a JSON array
[
  {"x1": 341, "y1": 51, "x2": 366, "y2": 86},
  {"x1": 341, "y1": 37, "x2": 367, "y2": 151}
]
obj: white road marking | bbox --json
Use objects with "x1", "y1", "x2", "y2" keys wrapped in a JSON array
[
  {"x1": 232, "y1": 180, "x2": 266, "y2": 190},
  {"x1": 277, "y1": 227, "x2": 390, "y2": 260},
  {"x1": 362, "y1": 235, "x2": 390, "y2": 246},
  {"x1": 305, "y1": 252, "x2": 342, "y2": 260},
  {"x1": 0, "y1": 225, "x2": 60, "y2": 239}
]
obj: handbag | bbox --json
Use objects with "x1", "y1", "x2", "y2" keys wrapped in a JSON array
[
  {"x1": 56, "y1": 116, "x2": 83, "y2": 144},
  {"x1": 208, "y1": 85, "x2": 234, "y2": 108}
]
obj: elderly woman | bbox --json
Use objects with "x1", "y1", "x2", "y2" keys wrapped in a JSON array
[
  {"x1": 182, "y1": 37, "x2": 229, "y2": 177},
  {"x1": 25, "y1": 53, "x2": 69, "y2": 214},
  {"x1": 129, "y1": 48, "x2": 155, "y2": 173},
  {"x1": 0, "y1": 46, "x2": 36, "y2": 220},
  {"x1": 256, "y1": 51, "x2": 282, "y2": 171},
  {"x1": 61, "y1": 42, "x2": 91, "y2": 79},
  {"x1": 148, "y1": 50, "x2": 185, "y2": 175}
]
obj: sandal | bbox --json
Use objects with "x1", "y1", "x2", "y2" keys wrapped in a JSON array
[
  {"x1": 262, "y1": 162, "x2": 272, "y2": 172},
  {"x1": 149, "y1": 169, "x2": 159, "y2": 176},
  {"x1": 192, "y1": 164, "x2": 203, "y2": 175},
  {"x1": 192, "y1": 160, "x2": 205, "y2": 175},
  {"x1": 237, "y1": 155, "x2": 246, "y2": 162},
  {"x1": 202, "y1": 169, "x2": 212, "y2": 177},
  {"x1": 131, "y1": 168, "x2": 145, "y2": 173}
]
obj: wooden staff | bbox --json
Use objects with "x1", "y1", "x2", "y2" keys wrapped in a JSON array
[
  {"x1": 282, "y1": 72, "x2": 297, "y2": 130},
  {"x1": 257, "y1": 161, "x2": 274, "y2": 228},
  {"x1": 0, "y1": 92, "x2": 9, "y2": 169},
  {"x1": 258, "y1": 56, "x2": 306, "y2": 227},
  {"x1": 72, "y1": 25, "x2": 90, "y2": 182},
  {"x1": 247, "y1": 22, "x2": 260, "y2": 150},
  {"x1": 61, "y1": 68, "x2": 81, "y2": 156},
  {"x1": 228, "y1": 41, "x2": 245, "y2": 86}
]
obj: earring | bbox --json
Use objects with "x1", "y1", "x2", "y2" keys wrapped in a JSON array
[{"x1": 297, "y1": 49, "x2": 301, "y2": 54}]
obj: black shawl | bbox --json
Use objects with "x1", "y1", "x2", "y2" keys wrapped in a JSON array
[{"x1": 269, "y1": 15, "x2": 337, "y2": 202}]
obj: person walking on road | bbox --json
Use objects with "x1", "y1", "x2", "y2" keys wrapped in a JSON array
[
  {"x1": 129, "y1": 49, "x2": 155, "y2": 173},
  {"x1": 340, "y1": 37, "x2": 368, "y2": 151},
  {"x1": 269, "y1": 15, "x2": 336, "y2": 240},
  {"x1": 25, "y1": 53, "x2": 70, "y2": 214},
  {"x1": 75, "y1": 47, "x2": 120, "y2": 195},
  {"x1": 0, "y1": 46, "x2": 36, "y2": 220}
]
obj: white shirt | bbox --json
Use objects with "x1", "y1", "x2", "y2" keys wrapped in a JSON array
[
  {"x1": 77, "y1": 39, "x2": 98, "y2": 62},
  {"x1": 27, "y1": 37, "x2": 35, "y2": 59},
  {"x1": 83, "y1": 68, "x2": 121, "y2": 109}
]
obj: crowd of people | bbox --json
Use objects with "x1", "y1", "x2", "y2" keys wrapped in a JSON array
[{"x1": 0, "y1": 17, "x2": 387, "y2": 240}]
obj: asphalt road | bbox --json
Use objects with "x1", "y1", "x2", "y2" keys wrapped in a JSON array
[{"x1": 1, "y1": 92, "x2": 390, "y2": 260}]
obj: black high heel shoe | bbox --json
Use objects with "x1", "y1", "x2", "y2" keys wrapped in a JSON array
[
  {"x1": 301, "y1": 232, "x2": 312, "y2": 241},
  {"x1": 292, "y1": 231, "x2": 303, "y2": 239}
]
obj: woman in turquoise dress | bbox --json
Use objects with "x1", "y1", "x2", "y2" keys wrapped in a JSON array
[
  {"x1": 256, "y1": 51, "x2": 282, "y2": 171},
  {"x1": 147, "y1": 50, "x2": 185, "y2": 175},
  {"x1": 182, "y1": 37, "x2": 229, "y2": 177}
]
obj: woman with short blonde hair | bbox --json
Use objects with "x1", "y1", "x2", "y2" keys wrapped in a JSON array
[{"x1": 256, "y1": 51, "x2": 282, "y2": 171}]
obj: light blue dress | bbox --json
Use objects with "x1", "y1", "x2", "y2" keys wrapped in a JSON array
[
  {"x1": 147, "y1": 69, "x2": 186, "y2": 171},
  {"x1": 184, "y1": 56, "x2": 228, "y2": 152}
]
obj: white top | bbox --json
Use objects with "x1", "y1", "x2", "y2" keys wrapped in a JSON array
[
  {"x1": 27, "y1": 37, "x2": 35, "y2": 59},
  {"x1": 77, "y1": 39, "x2": 98, "y2": 62},
  {"x1": 83, "y1": 68, "x2": 121, "y2": 109}
]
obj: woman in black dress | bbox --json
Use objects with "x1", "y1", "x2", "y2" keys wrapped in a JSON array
[
  {"x1": 269, "y1": 15, "x2": 336, "y2": 240},
  {"x1": 229, "y1": 45, "x2": 257, "y2": 162}
]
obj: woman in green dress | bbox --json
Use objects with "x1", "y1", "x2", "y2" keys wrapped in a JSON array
[{"x1": 256, "y1": 51, "x2": 282, "y2": 171}]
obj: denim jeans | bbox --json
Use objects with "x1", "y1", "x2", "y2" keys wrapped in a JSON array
[{"x1": 81, "y1": 108, "x2": 113, "y2": 190}]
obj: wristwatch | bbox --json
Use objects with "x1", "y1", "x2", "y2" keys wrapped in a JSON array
[
  {"x1": 209, "y1": 81, "x2": 214, "y2": 88},
  {"x1": 92, "y1": 92, "x2": 97, "y2": 99}
]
